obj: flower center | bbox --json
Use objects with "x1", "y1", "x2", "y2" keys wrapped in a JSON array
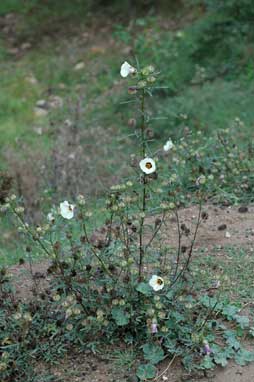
[
  {"x1": 145, "y1": 162, "x2": 152, "y2": 169},
  {"x1": 68, "y1": 206, "x2": 73, "y2": 211},
  {"x1": 157, "y1": 278, "x2": 163, "y2": 285}
]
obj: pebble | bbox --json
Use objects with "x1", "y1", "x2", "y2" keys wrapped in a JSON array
[
  {"x1": 218, "y1": 224, "x2": 227, "y2": 231},
  {"x1": 48, "y1": 95, "x2": 63, "y2": 109},
  {"x1": 21, "y1": 42, "x2": 32, "y2": 50},
  {"x1": 74, "y1": 61, "x2": 85, "y2": 70},
  {"x1": 26, "y1": 75, "x2": 38, "y2": 85},
  {"x1": 238, "y1": 206, "x2": 248, "y2": 213},
  {"x1": 33, "y1": 126, "x2": 43, "y2": 135},
  {"x1": 34, "y1": 107, "x2": 48, "y2": 117},
  {"x1": 36, "y1": 99, "x2": 47, "y2": 109}
]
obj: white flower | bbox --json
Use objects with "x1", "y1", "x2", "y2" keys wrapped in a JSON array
[
  {"x1": 149, "y1": 275, "x2": 164, "y2": 291},
  {"x1": 60, "y1": 201, "x2": 75, "y2": 220},
  {"x1": 163, "y1": 138, "x2": 174, "y2": 152},
  {"x1": 120, "y1": 61, "x2": 136, "y2": 78},
  {"x1": 47, "y1": 212, "x2": 55, "y2": 223},
  {"x1": 139, "y1": 158, "x2": 156, "y2": 174}
]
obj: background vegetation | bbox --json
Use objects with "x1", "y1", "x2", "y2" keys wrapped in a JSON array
[{"x1": 0, "y1": 0, "x2": 253, "y2": 264}]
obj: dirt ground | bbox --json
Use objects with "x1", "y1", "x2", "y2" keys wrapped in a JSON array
[
  {"x1": 8, "y1": 203, "x2": 254, "y2": 381},
  {"x1": 156, "y1": 203, "x2": 254, "y2": 250},
  {"x1": 36, "y1": 351, "x2": 254, "y2": 382}
]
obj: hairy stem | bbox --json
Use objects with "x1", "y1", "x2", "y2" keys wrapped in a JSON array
[{"x1": 138, "y1": 89, "x2": 146, "y2": 281}]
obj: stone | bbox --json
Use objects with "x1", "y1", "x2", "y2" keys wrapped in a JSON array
[
  {"x1": 218, "y1": 224, "x2": 227, "y2": 231},
  {"x1": 74, "y1": 61, "x2": 85, "y2": 71}
]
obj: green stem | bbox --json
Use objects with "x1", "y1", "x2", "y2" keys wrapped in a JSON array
[
  {"x1": 140, "y1": 88, "x2": 146, "y2": 157},
  {"x1": 138, "y1": 88, "x2": 147, "y2": 281}
]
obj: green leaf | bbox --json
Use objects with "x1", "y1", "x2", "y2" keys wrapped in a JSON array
[
  {"x1": 214, "y1": 353, "x2": 228, "y2": 367},
  {"x1": 111, "y1": 307, "x2": 130, "y2": 326},
  {"x1": 200, "y1": 355, "x2": 214, "y2": 369},
  {"x1": 171, "y1": 311, "x2": 185, "y2": 322},
  {"x1": 235, "y1": 349, "x2": 254, "y2": 366},
  {"x1": 164, "y1": 338, "x2": 177, "y2": 353},
  {"x1": 166, "y1": 290, "x2": 174, "y2": 300},
  {"x1": 224, "y1": 330, "x2": 241, "y2": 351},
  {"x1": 142, "y1": 343, "x2": 164, "y2": 364},
  {"x1": 234, "y1": 315, "x2": 249, "y2": 329},
  {"x1": 136, "y1": 363, "x2": 157, "y2": 380},
  {"x1": 222, "y1": 304, "x2": 239, "y2": 319},
  {"x1": 136, "y1": 282, "x2": 152, "y2": 296}
]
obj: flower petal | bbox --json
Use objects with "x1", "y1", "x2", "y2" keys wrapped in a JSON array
[
  {"x1": 120, "y1": 61, "x2": 136, "y2": 78},
  {"x1": 60, "y1": 201, "x2": 75, "y2": 219},
  {"x1": 139, "y1": 158, "x2": 156, "y2": 174}
]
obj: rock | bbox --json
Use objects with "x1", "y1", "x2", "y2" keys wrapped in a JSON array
[
  {"x1": 238, "y1": 206, "x2": 248, "y2": 213},
  {"x1": 34, "y1": 107, "x2": 48, "y2": 117},
  {"x1": 218, "y1": 224, "x2": 227, "y2": 231},
  {"x1": 68, "y1": 153, "x2": 75, "y2": 160},
  {"x1": 74, "y1": 61, "x2": 85, "y2": 71},
  {"x1": 64, "y1": 119, "x2": 72, "y2": 127},
  {"x1": 21, "y1": 42, "x2": 32, "y2": 50},
  {"x1": 36, "y1": 99, "x2": 48, "y2": 109},
  {"x1": 225, "y1": 231, "x2": 231, "y2": 238},
  {"x1": 48, "y1": 95, "x2": 63, "y2": 109},
  {"x1": 33, "y1": 126, "x2": 43, "y2": 135},
  {"x1": 26, "y1": 75, "x2": 38, "y2": 85}
]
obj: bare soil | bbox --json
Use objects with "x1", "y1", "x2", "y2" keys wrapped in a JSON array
[
  {"x1": 8, "y1": 203, "x2": 254, "y2": 381},
  {"x1": 36, "y1": 351, "x2": 254, "y2": 382},
  {"x1": 155, "y1": 203, "x2": 254, "y2": 250}
]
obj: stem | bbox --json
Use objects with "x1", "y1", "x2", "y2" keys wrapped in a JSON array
[
  {"x1": 197, "y1": 301, "x2": 218, "y2": 332},
  {"x1": 138, "y1": 89, "x2": 146, "y2": 281},
  {"x1": 173, "y1": 208, "x2": 182, "y2": 278},
  {"x1": 11, "y1": 206, "x2": 52, "y2": 258},
  {"x1": 169, "y1": 199, "x2": 203, "y2": 288},
  {"x1": 145, "y1": 212, "x2": 166, "y2": 251},
  {"x1": 82, "y1": 218, "x2": 114, "y2": 279},
  {"x1": 140, "y1": 88, "x2": 146, "y2": 157}
]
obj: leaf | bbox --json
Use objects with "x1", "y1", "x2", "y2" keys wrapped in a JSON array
[
  {"x1": 224, "y1": 330, "x2": 241, "y2": 351},
  {"x1": 222, "y1": 304, "x2": 239, "y2": 320},
  {"x1": 166, "y1": 290, "x2": 174, "y2": 300},
  {"x1": 164, "y1": 338, "x2": 177, "y2": 353},
  {"x1": 214, "y1": 353, "x2": 228, "y2": 367},
  {"x1": 136, "y1": 282, "x2": 152, "y2": 296},
  {"x1": 235, "y1": 349, "x2": 254, "y2": 366},
  {"x1": 142, "y1": 343, "x2": 164, "y2": 364},
  {"x1": 136, "y1": 363, "x2": 157, "y2": 380},
  {"x1": 111, "y1": 307, "x2": 130, "y2": 326},
  {"x1": 171, "y1": 311, "x2": 185, "y2": 323},
  {"x1": 201, "y1": 355, "x2": 214, "y2": 369},
  {"x1": 234, "y1": 315, "x2": 249, "y2": 329}
]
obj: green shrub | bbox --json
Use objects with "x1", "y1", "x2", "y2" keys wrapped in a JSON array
[{"x1": 1, "y1": 62, "x2": 253, "y2": 381}]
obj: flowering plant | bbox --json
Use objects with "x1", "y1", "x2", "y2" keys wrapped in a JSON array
[{"x1": 1, "y1": 62, "x2": 253, "y2": 381}]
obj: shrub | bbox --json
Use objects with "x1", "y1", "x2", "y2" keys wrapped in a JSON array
[{"x1": 1, "y1": 62, "x2": 253, "y2": 381}]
